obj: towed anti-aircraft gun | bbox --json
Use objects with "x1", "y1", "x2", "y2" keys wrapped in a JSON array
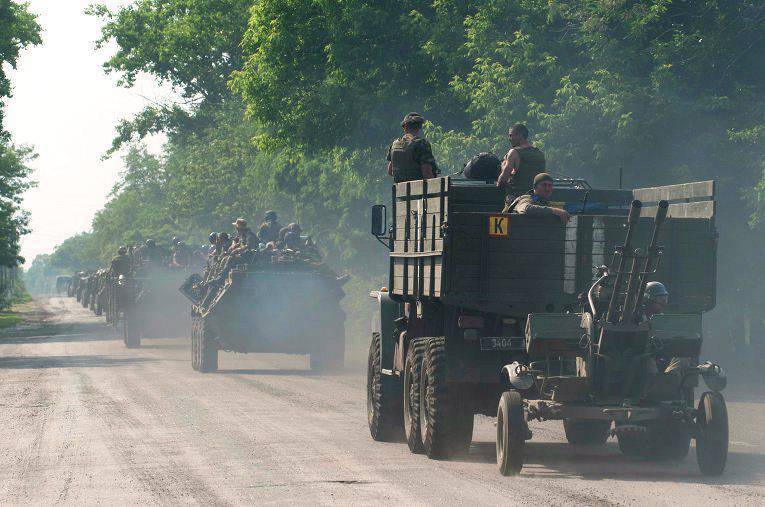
[
  {"x1": 498, "y1": 198, "x2": 728, "y2": 476},
  {"x1": 366, "y1": 176, "x2": 727, "y2": 477}
]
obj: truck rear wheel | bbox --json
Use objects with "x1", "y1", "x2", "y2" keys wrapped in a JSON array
[
  {"x1": 563, "y1": 419, "x2": 610, "y2": 445},
  {"x1": 367, "y1": 332, "x2": 403, "y2": 441},
  {"x1": 192, "y1": 316, "x2": 218, "y2": 372},
  {"x1": 420, "y1": 337, "x2": 469, "y2": 459},
  {"x1": 404, "y1": 338, "x2": 427, "y2": 453}
]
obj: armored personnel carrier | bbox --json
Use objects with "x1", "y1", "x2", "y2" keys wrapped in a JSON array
[
  {"x1": 367, "y1": 176, "x2": 728, "y2": 476},
  {"x1": 110, "y1": 262, "x2": 191, "y2": 348},
  {"x1": 184, "y1": 254, "x2": 346, "y2": 373}
]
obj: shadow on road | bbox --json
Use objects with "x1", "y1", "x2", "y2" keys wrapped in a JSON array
[
  {"x1": 139, "y1": 343, "x2": 189, "y2": 350},
  {"x1": 215, "y1": 368, "x2": 319, "y2": 377},
  {"x1": 0, "y1": 355, "x2": 154, "y2": 369},
  {"x1": 0, "y1": 320, "x2": 115, "y2": 344},
  {"x1": 457, "y1": 441, "x2": 764, "y2": 485}
]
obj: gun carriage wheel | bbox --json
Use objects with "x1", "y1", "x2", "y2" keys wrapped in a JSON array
[
  {"x1": 496, "y1": 391, "x2": 525, "y2": 476},
  {"x1": 696, "y1": 391, "x2": 728, "y2": 476}
]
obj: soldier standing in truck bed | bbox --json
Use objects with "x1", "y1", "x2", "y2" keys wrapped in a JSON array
[
  {"x1": 386, "y1": 112, "x2": 438, "y2": 183},
  {"x1": 497, "y1": 123, "x2": 546, "y2": 208}
]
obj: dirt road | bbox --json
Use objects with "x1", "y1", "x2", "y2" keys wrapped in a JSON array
[{"x1": 0, "y1": 297, "x2": 763, "y2": 505}]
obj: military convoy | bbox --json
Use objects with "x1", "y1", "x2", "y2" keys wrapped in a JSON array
[
  {"x1": 367, "y1": 176, "x2": 728, "y2": 476},
  {"x1": 182, "y1": 253, "x2": 346, "y2": 373}
]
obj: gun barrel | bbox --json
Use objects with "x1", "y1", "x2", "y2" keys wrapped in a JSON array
[
  {"x1": 605, "y1": 200, "x2": 642, "y2": 323},
  {"x1": 630, "y1": 200, "x2": 669, "y2": 320}
]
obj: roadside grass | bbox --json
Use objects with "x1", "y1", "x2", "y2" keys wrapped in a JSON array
[
  {"x1": 0, "y1": 285, "x2": 34, "y2": 330},
  {"x1": 0, "y1": 312, "x2": 25, "y2": 330}
]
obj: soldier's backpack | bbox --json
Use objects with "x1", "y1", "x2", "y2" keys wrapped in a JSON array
[{"x1": 463, "y1": 152, "x2": 501, "y2": 180}]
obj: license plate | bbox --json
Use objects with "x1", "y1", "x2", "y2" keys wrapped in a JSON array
[{"x1": 480, "y1": 336, "x2": 525, "y2": 351}]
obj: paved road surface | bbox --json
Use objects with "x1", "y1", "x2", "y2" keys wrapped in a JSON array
[{"x1": 0, "y1": 297, "x2": 763, "y2": 505}]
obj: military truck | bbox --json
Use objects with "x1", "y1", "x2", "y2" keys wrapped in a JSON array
[
  {"x1": 111, "y1": 262, "x2": 191, "y2": 348},
  {"x1": 367, "y1": 176, "x2": 728, "y2": 476},
  {"x1": 184, "y1": 255, "x2": 346, "y2": 373}
]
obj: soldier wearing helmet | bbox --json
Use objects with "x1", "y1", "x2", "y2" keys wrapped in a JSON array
[
  {"x1": 140, "y1": 238, "x2": 165, "y2": 264},
  {"x1": 257, "y1": 211, "x2": 282, "y2": 244},
  {"x1": 386, "y1": 112, "x2": 439, "y2": 183},
  {"x1": 279, "y1": 222, "x2": 302, "y2": 243},
  {"x1": 110, "y1": 246, "x2": 131, "y2": 276},
  {"x1": 643, "y1": 281, "x2": 669, "y2": 320}
]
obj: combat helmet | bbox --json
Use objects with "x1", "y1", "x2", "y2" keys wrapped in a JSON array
[{"x1": 644, "y1": 281, "x2": 669, "y2": 304}]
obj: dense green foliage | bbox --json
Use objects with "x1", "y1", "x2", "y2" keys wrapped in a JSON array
[
  {"x1": 33, "y1": 1, "x2": 765, "y2": 335},
  {"x1": 0, "y1": 1, "x2": 40, "y2": 271}
]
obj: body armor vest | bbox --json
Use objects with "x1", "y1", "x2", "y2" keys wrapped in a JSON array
[{"x1": 390, "y1": 135, "x2": 423, "y2": 183}]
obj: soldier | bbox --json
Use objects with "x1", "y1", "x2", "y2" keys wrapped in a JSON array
[
  {"x1": 172, "y1": 240, "x2": 191, "y2": 268},
  {"x1": 504, "y1": 173, "x2": 570, "y2": 224},
  {"x1": 386, "y1": 112, "x2": 438, "y2": 183},
  {"x1": 232, "y1": 218, "x2": 258, "y2": 249},
  {"x1": 110, "y1": 246, "x2": 131, "y2": 276},
  {"x1": 496, "y1": 123, "x2": 546, "y2": 209},
  {"x1": 642, "y1": 281, "x2": 669, "y2": 320},
  {"x1": 138, "y1": 238, "x2": 165, "y2": 264},
  {"x1": 279, "y1": 222, "x2": 302, "y2": 243},
  {"x1": 257, "y1": 211, "x2": 282, "y2": 244}
]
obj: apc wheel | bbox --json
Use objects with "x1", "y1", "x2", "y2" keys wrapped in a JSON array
[
  {"x1": 696, "y1": 391, "x2": 728, "y2": 476},
  {"x1": 563, "y1": 419, "x2": 610, "y2": 445},
  {"x1": 420, "y1": 337, "x2": 468, "y2": 459},
  {"x1": 404, "y1": 338, "x2": 427, "y2": 453},
  {"x1": 123, "y1": 311, "x2": 141, "y2": 348},
  {"x1": 192, "y1": 316, "x2": 218, "y2": 373},
  {"x1": 497, "y1": 391, "x2": 525, "y2": 476},
  {"x1": 367, "y1": 332, "x2": 403, "y2": 441}
]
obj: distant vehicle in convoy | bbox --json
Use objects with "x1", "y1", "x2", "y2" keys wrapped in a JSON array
[
  {"x1": 367, "y1": 176, "x2": 728, "y2": 476},
  {"x1": 181, "y1": 255, "x2": 346, "y2": 373},
  {"x1": 108, "y1": 262, "x2": 191, "y2": 348},
  {"x1": 55, "y1": 275, "x2": 71, "y2": 295}
]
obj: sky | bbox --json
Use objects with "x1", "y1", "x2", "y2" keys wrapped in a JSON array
[{"x1": 5, "y1": 0, "x2": 171, "y2": 265}]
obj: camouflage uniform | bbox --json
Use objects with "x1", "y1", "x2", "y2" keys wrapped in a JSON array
[
  {"x1": 504, "y1": 192, "x2": 557, "y2": 217},
  {"x1": 110, "y1": 253, "x2": 131, "y2": 276},
  {"x1": 258, "y1": 221, "x2": 281, "y2": 244}
]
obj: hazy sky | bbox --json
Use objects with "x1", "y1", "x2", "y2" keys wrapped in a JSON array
[{"x1": 5, "y1": 0, "x2": 170, "y2": 265}]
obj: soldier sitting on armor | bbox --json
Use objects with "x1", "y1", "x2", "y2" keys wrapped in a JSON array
[
  {"x1": 257, "y1": 211, "x2": 282, "y2": 244},
  {"x1": 279, "y1": 222, "x2": 302, "y2": 243},
  {"x1": 232, "y1": 218, "x2": 258, "y2": 251},
  {"x1": 504, "y1": 173, "x2": 570, "y2": 224},
  {"x1": 110, "y1": 246, "x2": 131, "y2": 277}
]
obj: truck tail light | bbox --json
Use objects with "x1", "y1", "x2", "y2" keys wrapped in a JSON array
[{"x1": 458, "y1": 315, "x2": 484, "y2": 329}]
